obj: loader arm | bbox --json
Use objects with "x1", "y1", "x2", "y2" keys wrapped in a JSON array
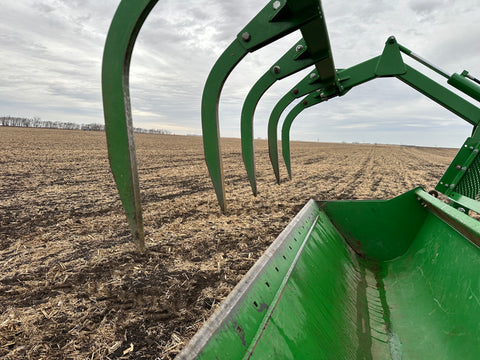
[
  {"x1": 281, "y1": 38, "x2": 480, "y2": 180},
  {"x1": 270, "y1": 35, "x2": 408, "y2": 182},
  {"x1": 271, "y1": 55, "x2": 381, "y2": 181}
]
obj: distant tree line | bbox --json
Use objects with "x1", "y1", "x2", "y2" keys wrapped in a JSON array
[{"x1": 0, "y1": 116, "x2": 172, "y2": 135}]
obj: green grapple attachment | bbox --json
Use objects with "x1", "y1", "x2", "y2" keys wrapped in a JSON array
[
  {"x1": 281, "y1": 85, "x2": 338, "y2": 179},
  {"x1": 267, "y1": 68, "x2": 323, "y2": 183},
  {"x1": 102, "y1": 2, "x2": 480, "y2": 358},
  {"x1": 240, "y1": 6, "x2": 336, "y2": 196},
  {"x1": 202, "y1": 0, "x2": 334, "y2": 211},
  {"x1": 240, "y1": 36, "x2": 334, "y2": 195},
  {"x1": 102, "y1": 0, "x2": 159, "y2": 250}
]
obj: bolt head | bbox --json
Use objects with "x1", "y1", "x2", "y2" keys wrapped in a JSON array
[
  {"x1": 273, "y1": 1, "x2": 281, "y2": 10},
  {"x1": 388, "y1": 36, "x2": 396, "y2": 44},
  {"x1": 273, "y1": 66, "x2": 281, "y2": 74},
  {"x1": 292, "y1": 88, "x2": 299, "y2": 95},
  {"x1": 241, "y1": 32, "x2": 250, "y2": 42},
  {"x1": 309, "y1": 73, "x2": 316, "y2": 79},
  {"x1": 295, "y1": 44, "x2": 304, "y2": 52},
  {"x1": 455, "y1": 164, "x2": 462, "y2": 170},
  {"x1": 302, "y1": 100, "x2": 308, "y2": 106}
]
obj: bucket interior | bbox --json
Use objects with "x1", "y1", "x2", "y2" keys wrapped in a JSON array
[{"x1": 179, "y1": 188, "x2": 480, "y2": 359}]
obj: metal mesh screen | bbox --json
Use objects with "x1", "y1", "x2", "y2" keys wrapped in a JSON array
[{"x1": 454, "y1": 154, "x2": 480, "y2": 200}]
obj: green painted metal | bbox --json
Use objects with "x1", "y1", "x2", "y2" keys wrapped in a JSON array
[
  {"x1": 102, "y1": 0, "x2": 158, "y2": 250},
  {"x1": 374, "y1": 37, "x2": 406, "y2": 76},
  {"x1": 279, "y1": 39, "x2": 480, "y2": 179},
  {"x1": 448, "y1": 72, "x2": 480, "y2": 103},
  {"x1": 179, "y1": 188, "x2": 480, "y2": 358},
  {"x1": 267, "y1": 69, "x2": 321, "y2": 183},
  {"x1": 397, "y1": 65, "x2": 480, "y2": 126},
  {"x1": 202, "y1": 0, "x2": 332, "y2": 211},
  {"x1": 275, "y1": 55, "x2": 383, "y2": 179},
  {"x1": 241, "y1": 1, "x2": 336, "y2": 195},
  {"x1": 241, "y1": 37, "x2": 334, "y2": 196},
  {"x1": 400, "y1": 44, "x2": 480, "y2": 103},
  {"x1": 281, "y1": 91, "x2": 327, "y2": 179},
  {"x1": 270, "y1": 37, "x2": 405, "y2": 182},
  {"x1": 177, "y1": 199, "x2": 322, "y2": 359},
  {"x1": 435, "y1": 136, "x2": 480, "y2": 214},
  {"x1": 202, "y1": 40, "x2": 248, "y2": 214},
  {"x1": 322, "y1": 189, "x2": 427, "y2": 261},
  {"x1": 398, "y1": 43, "x2": 451, "y2": 79},
  {"x1": 100, "y1": 2, "x2": 480, "y2": 357}
]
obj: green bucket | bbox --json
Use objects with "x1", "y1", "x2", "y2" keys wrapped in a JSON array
[{"x1": 178, "y1": 188, "x2": 480, "y2": 359}]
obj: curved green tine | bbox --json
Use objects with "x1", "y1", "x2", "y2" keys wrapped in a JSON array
[
  {"x1": 202, "y1": 40, "x2": 247, "y2": 214},
  {"x1": 102, "y1": 0, "x2": 159, "y2": 250},
  {"x1": 281, "y1": 92, "x2": 328, "y2": 179},
  {"x1": 241, "y1": 39, "x2": 328, "y2": 196},
  {"x1": 241, "y1": 0, "x2": 338, "y2": 196},
  {"x1": 202, "y1": 0, "x2": 327, "y2": 212},
  {"x1": 279, "y1": 53, "x2": 398, "y2": 179},
  {"x1": 268, "y1": 69, "x2": 322, "y2": 184}
]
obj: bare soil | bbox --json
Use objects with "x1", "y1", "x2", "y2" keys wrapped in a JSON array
[{"x1": 0, "y1": 127, "x2": 457, "y2": 359}]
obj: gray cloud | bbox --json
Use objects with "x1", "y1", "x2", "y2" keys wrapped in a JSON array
[
  {"x1": 409, "y1": 0, "x2": 446, "y2": 15},
  {"x1": 0, "y1": 0, "x2": 479, "y2": 148}
]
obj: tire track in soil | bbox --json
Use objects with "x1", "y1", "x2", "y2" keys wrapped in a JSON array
[{"x1": 321, "y1": 148, "x2": 375, "y2": 200}]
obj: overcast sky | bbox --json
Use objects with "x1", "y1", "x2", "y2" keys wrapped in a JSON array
[{"x1": 1, "y1": 0, "x2": 480, "y2": 147}]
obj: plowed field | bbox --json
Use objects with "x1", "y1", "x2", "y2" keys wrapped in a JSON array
[{"x1": 0, "y1": 127, "x2": 457, "y2": 359}]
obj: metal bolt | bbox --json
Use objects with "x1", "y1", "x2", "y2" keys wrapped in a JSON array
[
  {"x1": 273, "y1": 1, "x2": 281, "y2": 10},
  {"x1": 296, "y1": 44, "x2": 304, "y2": 52},
  {"x1": 292, "y1": 88, "x2": 299, "y2": 95},
  {"x1": 273, "y1": 65, "x2": 281, "y2": 74},
  {"x1": 241, "y1": 32, "x2": 251, "y2": 42},
  {"x1": 303, "y1": 100, "x2": 308, "y2": 106},
  {"x1": 310, "y1": 73, "x2": 316, "y2": 79},
  {"x1": 470, "y1": 146, "x2": 474, "y2": 150},
  {"x1": 388, "y1": 36, "x2": 396, "y2": 44},
  {"x1": 455, "y1": 164, "x2": 462, "y2": 170},
  {"x1": 320, "y1": 92, "x2": 325, "y2": 97},
  {"x1": 458, "y1": 207, "x2": 466, "y2": 213}
]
